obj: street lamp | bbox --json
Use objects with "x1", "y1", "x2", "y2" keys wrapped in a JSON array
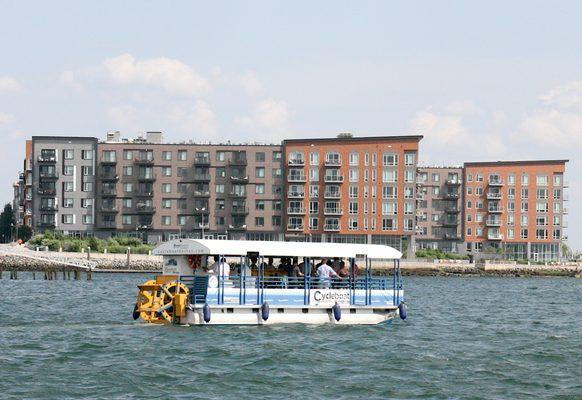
[{"x1": 196, "y1": 207, "x2": 206, "y2": 238}]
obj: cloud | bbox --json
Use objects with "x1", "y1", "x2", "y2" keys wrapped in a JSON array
[
  {"x1": 410, "y1": 107, "x2": 466, "y2": 143},
  {"x1": 167, "y1": 101, "x2": 218, "y2": 137},
  {"x1": 237, "y1": 99, "x2": 289, "y2": 132},
  {"x1": 0, "y1": 77, "x2": 22, "y2": 93},
  {"x1": 239, "y1": 71, "x2": 264, "y2": 96},
  {"x1": 106, "y1": 105, "x2": 139, "y2": 132},
  {"x1": 102, "y1": 53, "x2": 211, "y2": 97},
  {"x1": 539, "y1": 80, "x2": 582, "y2": 110},
  {"x1": 0, "y1": 112, "x2": 15, "y2": 125}
]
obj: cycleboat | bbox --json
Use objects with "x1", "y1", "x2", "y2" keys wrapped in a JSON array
[{"x1": 133, "y1": 239, "x2": 406, "y2": 325}]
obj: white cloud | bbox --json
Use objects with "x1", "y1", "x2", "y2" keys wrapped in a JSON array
[
  {"x1": 106, "y1": 105, "x2": 139, "y2": 132},
  {"x1": 239, "y1": 71, "x2": 264, "y2": 96},
  {"x1": 0, "y1": 77, "x2": 22, "y2": 93},
  {"x1": 237, "y1": 99, "x2": 289, "y2": 132},
  {"x1": 0, "y1": 112, "x2": 15, "y2": 125},
  {"x1": 102, "y1": 53, "x2": 211, "y2": 97},
  {"x1": 410, "y1": 107, "x2": 466, "y2": 144},
  {"x1": 539, "y1": 80, "x2": 582, "y2": 110},
  {"x1": 167, "y1": 101, "x2": 218, "y2": 137}
]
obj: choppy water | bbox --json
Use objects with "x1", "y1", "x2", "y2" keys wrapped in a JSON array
[{"x1": 0, "y1": 273, "x2": 580, "y2": 399}]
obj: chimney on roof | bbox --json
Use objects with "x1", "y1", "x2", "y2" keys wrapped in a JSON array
[
  {"x1": 106, "y1": 131, "x2": 121, "y2": 142},
  {"x1": 337, "y1": 132, "x2": 354, "y2": 139},
  {"x1": 146, "y1": 131, "x2": 163, "y2": 144}
]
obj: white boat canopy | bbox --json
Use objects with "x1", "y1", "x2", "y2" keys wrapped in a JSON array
[{"x1": 154, "y1": 239, "x2": 402, "y2": 260}]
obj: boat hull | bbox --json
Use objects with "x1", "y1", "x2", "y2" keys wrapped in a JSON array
[{"x1": 182, "y1": 305, "x2": 398, "y2": 325}]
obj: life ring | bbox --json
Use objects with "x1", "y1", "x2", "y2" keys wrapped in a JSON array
[{"x1": 187, "y1": 255, "x2": 202, "y2": 270}]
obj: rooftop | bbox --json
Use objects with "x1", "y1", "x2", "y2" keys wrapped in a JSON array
[{"x1": 464, "y1": 160, "x2": 569, "y2": 167}]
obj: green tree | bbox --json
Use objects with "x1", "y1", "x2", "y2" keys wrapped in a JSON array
[
  {"x1": 0, "y1": 203, "x2": 16, "y2": 243},
  {"x1": 17, "y1": 225, "x2": 33, "y2": 242}
]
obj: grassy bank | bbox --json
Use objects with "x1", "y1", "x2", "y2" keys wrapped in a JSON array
[{"x1": 28, "y1": 233, "x2": 154, "y2": 254}]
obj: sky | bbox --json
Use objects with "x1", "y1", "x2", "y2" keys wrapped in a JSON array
[{"x1": 0, "y1": 1, "x2": 581, "y2": 248}]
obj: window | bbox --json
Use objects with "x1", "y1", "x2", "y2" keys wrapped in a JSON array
[
  {"x1": 381, "y1": 217, "x2": 397, "y2": 231},
  {"x1": 162, "y1": 216, "x2": 171, "y2": 226},
  {"x1": 273, "y1": 151, "x2": 282, "y2": 161},
  {"x1": 521, "y1": 188, "x2": 529, "y2": 199},
  {"x1": 81, "y1": 150, "x2": 93, "y2": 160},
  {"x1": 178, "y1": 183, "x2": 188, "y2": 194},
  {"x1": 348, "y1": 217, "x2": 358, "y2": 230},
  {"x1": 349, "y1": 186, "x2": 359, "y2": 198},
  {"x1": 162, "y1": 199, "x2": 172, "y2": 209},
  {"x1": 102, "y1": 150, "x2": 116, "y2": 163},
  {"x1": 349, "y1": 168, "x2": 358, "y2": 182},
  {"x1": 404, "y1": 202, "x2": 413, "y2": 215},
  {"x1": 536, "y1": 188, "x2": 548, "y2": 199},
  {"x1": 63, "y1": 165, "x2": 74, "y2": 176},
  {"x1": 521, "y1": 202, "x2": 528, "y2": 212},
  {"x1": 162, "y1": 151, "x2": 172, "y2": 161},
  {"x1": 162, "y1": 183, "x2": 171, "y2": 193},
  {"x1": 63, "y1": 198, "x2": 73, "y2": 208},
  {"x1": 309, "y1": 217, "x2": 319, "y2": 229},
  {"x1": 553, "y1": 174, "x2": 563, "y2": 186},
  {"x1": 121, "y1": 166, "x2": 132, "y2": 176},
  {"x1": 383, "y1": 153, "x2": 398, "y2": 166},
  {"x1": 215, "y1": 216, "x2": 225, "y2": 226},
  {"x1": 382, "y1": 186, "x2": 397, "y2": 199},
  {"x1": 349, "y1": 152, "x2": 359, "y2": 166},
  {"x1": 215, "y1": 184, "x2": 225, "y2": 194},
  {"x1": 467, "y1": 228, "x2": 472, "y2": 236},
  {"x1": 404, "y1": 152, "x2": 415, "y2": 166},
  {"x1": 64, "y1": 149, "x2": 74, "y2": 160},
  {"x1": 255, "y1": 217, "x2": 264, "y2": 227},
  {"x1": 216, "y1": 151, "x2": 226, "y2": 162},
  {"x1": 405, "y1": 170, "x2": 414, "y2": 183},
  {"x1": 123, "y1": 150, "x2": 133, "y2": 160},
  {"x1": 310, "y1": 152, "x2": 319, "y2": 165},
  {"x1": 273, "y1": 200, "x2": 282, "y2": 211},
  {"x1": 178, "y1": 216, "x2": 187, "y2": 226},
  {"x1": 520, "y1": 229, "x2": 528, "y2": 239},
  {"x1": 272, "y1": 168, "x2": 282, "y2": 178},
  {"x1": 508, "y1": 174, "x2": 516, "y2": 185},
  {"x1": 536, "y1": 202, "x2": 549, "y2": 213},
  {"x1": 255, "y1": 152, "x2": 265, "y2": 162},
  {"x1": 178, "y1": 167, "x2": 188, "y2": 178},
  {"x1": 161, "y1": 167, "x2": 172, "y2": 177},
  {"x1": 536, "y1": 229, "x2": 548, "y2": 240},
  {"x1": 467, "y1": 200, "x2": 472, "y2": 209},
  {"x1": 215, "y1": 199, "x2": 225, "y2": 210},
  {"x1": 177, "y1": 150, "x2": 187, "y2": 161},
  {"x1": 432, "y1": 173, "x2": 440, "y2": 182},
  {"x1": 536, "y1": 175, "x2": 549, "y2": 186},
  {"x1": 122, "y1": 199, "x2": 132, "y2": 209},
  {"x1": 382, "y1": 170, "x2": 397, "y2": 183},
  {"x1": 508, "y1": 229, "x2": 514, "y2": 239},
  {"x1": 255, "y1": 200, "x2": 265, "y2": 210},
  {"x1": 64, "y1": 182, "x2": 74, "y2": 192},
  {"x1": 382, "y1": 202, "x2": 397, "y2": 215},
  {"x1": 82, "y1": 166, "x2": 93, "y2": 176},
  {"x1": 476, "y1": 187, "x2": 483, "y2": 195},
  {"x1": 123, "y1": 183, "x2": 133, "y2": 193},
  {"x1": 255, "y1": 167, "x2": 265, "y2": 178},
  {"x1": 309, "y1": 201, "x2": 319, "y2": 214},
  {"x1": 508, "y1": 187, "x2": 515, "y2": 199},
  {"x1": 310, "y1": 185, "x2": 320, "y2": 198},
  {"x1": 349, "y1": 201, "x2": 358, "y2": 215},
  {"x1": 62, "y1": 214, "x2": 74, "y2": 224},
  {"x1": 521, "y1": 214, "x2": 529, "y2": 226},
  {"x1": 467, "y1": 174, "x2": 473, "y2": 182},
  {"x1": 432, "y1": 187, "x2": 440, "y2": 196},
  {"x1": 364, "y1": 153, "x2": 369, "y2": 166},
  {"x1": 467, "y1": 187, "x2": 473, "y2": 195},
  {"x1": 81, "y1": 199, "x2": 93, "y2": 208},
  {"x1": 272, "y1": 216, "x2": 282, "y2": 226},
  {"x1": 522, "y1": 174, "x2": 529, "y2": 185},
  {"x1": 476, "y1": 173, "x2": 483, "y2": 182},
  {"x1": 255, "y1": 184, "x2": 265, "y2": 194},
  {"x1": 309, "y1": 168, "x2": 319, "y2": 182},
  {"x1": 404, "y1": 187, "x2": 413, "y2": 199}
]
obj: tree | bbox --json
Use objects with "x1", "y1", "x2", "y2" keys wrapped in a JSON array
[
  {"x1": 0, "y1": 203, "x2": 16, "y2": 243},
  {"x1": 17, "y1": 225, "x2": 33, "y2": 242}
]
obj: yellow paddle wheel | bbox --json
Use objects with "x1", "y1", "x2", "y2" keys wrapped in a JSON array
[{"x1": 133, "y1": 275, "x2": 189, "y2": 324}]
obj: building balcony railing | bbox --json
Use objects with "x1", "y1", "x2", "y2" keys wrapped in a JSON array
[
  {"x1": 194, "y1": 158, "x2": 211, "y2": 166},
  {"x1": 286, "y1": 223, "x2": 304, "y2": 231},
  {"x1": 193, "y1": 174, "x2": 211, "y2": 182},
  {"x1": 193, "y1": 190, "x2": 211, "y2": 197},
  {"x1": 136, "y1": 223, "x2": 153, "y2": 230},
  {"x1": 18, "y1": 173, "x2": 25, "y2": 181},
  {"x1": 100, "y1": 206, "x2": 119, "y2": 213},
  {"x1": 323, "y1": 192, "x2": 340, "y2": 199},
  {"x1": 288, "y1": 191, "x2": 305, "y2": 198},
  {"x1": 228, "y1": 158, "x2": 248, "y2": 166},
  {"x1": 563, "y1": 207, "x2": 569, "y2": 214},
  {"x1": 488, "y1": 178, "x2": 504, "y2": 186},
  {"x1": 324, "y1": 159, "x2": 342, "y2": 167},
  {"x1": 487, "y1": 232, "x2": 504, "y2": 240},
  {"x1": 324, "y1": 175, "x2": 344, "y2": 183},
  {"x1": 193, "y1": 208, "x2": 210, "y2": 215},
  {"x1": 39, "y1": 172, "x2": 59, "y2": 179},
  {"x1": 136, "y1": 206, "x2": 156, "y2": 214},
  {"x1": 287, "y1": 174, "x2": 307, "y2": 182},
  {"x1": 486, "y1": 219, "x2": 502, "y2": 227},
  {"x1": 443, "y1": 192, "x2": 459, "y2": 200},
  {"x1": 287, "y1": 159, "x2": 305, "y2": 167},
  {"x1": 445, "y1": 207, "x2": 460, "y2": 214},
  {"x1": 230, "y1": 175, "x2": 249, "y2": 183},
  {"x1": 37, "y1": 188, "x2": 56, "y2": 195},
  {"x1": 100, "y1": 173, "x2": 119, "y2": 181},
  {"x1": 228, "y1": 224, "x2": 247, "y2": 231},
  {"x1": 287, "y1": 207, "x2": 306, "y2": 215},
  {"x1": 310, "y1": 191, "x2": 319, "y2": 198},
  {"x1": 416, "y1": 193, "x2": 425, "y2": 200},
  {"x1": 134, "y1": 157, "x2": 154, "y2": 165},
  {"x1": 101, "y1": 158, "x2": 117, "y2": 165},
  {"x1": 38, "y1": 221, "x2": 56, "y2": 228},
  {"x1": 102, "y1": 189, "x2": 118, "y2": 197},
  {"x1": 445, "y1": 179, "x2": 462, "y2": 186},
  {"x1": 444, "y1": 233, "x2": 462, "y2": 240},
  {"x1": 136, "y1": 190, "x2": 154, "y2": 197},
  {"x1": 324, "y1": 224, "x2": 341, "y2": 231},
  {"x1": 441, "y1": 219, "x2": 458, "y2": 227},
  {"x1": 228, "y1": 191, "x2": 247, "y2": 198},
  {"x1": 486, "y1": 192, "x2": 502, "y2": 200},
  {"x1": 231, "y1": 207, "x2": 249, "y2": 216},
  {"x1": 137, "y1": 174, "x2": 157, "y2": 182},
  {"x1": 324, "y1": 208, "x2": 343, "y2": 216},
  {"x1": 40, "y1": 205, "x2": 58, "y2": 212},
  {"x1": 488, "y1": 206, "x2": 504, "y2": 213},
  {"x1": 37, "y1": 156, "x2": 57, "y2": 163}
]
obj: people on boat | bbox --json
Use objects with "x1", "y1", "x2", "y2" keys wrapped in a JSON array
[
  {"x1": 316, "y1": 261, "x2": 341, "y2": 288},
  {"x1": 208, "y1": 255, "x2": 230, "y2": 278},
  {"x1": 337, "y1": 261, "x2": 349, "y2": 278}
]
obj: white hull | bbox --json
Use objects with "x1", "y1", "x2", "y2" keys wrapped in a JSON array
[{"x1": 183, "y1": 305, "x2": 398, "y2": 325}]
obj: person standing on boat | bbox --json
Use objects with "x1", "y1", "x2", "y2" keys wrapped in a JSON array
[
  {"x1": 316, "y1": 262, "x2": 341, "y2": 289},
  {"x1": 209, "y1": 255, "x2": 230, "y2": 279}
]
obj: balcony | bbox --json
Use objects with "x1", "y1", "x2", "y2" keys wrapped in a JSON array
[
  {"x1": 287, "y1": 207, "x2": 306, "y2": 215},
  {"x1": 136, "y1": 206, "x2": 156, "y2": 214},
  {"x1": 287, "y1": 191, "x2": 305, "y2": 198},
  {"x1": 488, "y1": 206, "x2": 504, "y2": 213},
  {"x1": 100, "y1": 173, "x2": 119, "y2": 181},
  {"x1": 324, "y1": 224, "x2": 341, "y2": 231},
  {"x1": 488, "y1": 178, "x2": 504, "y2": 187},
  {"x1": 231, "y1": 207, "x2": 249, "y2": 216},
  {"x1": 100, "y1": 206, "x2": 119, "y2": 213},
  {"x1": 228, "y1": 224, "x2": 247, "y2": 231},
  {"x1": 228, "y1": 158, "x2": 248, "y2": 166},
  {"x1": 286, "y1": 223, "x2": 304, "y2": 231},
  {"x1": 324, "y1": 191, "x2": 341, "y2": 199},
  {"x1": 101, "y1": 158, "x2": 117, "y2": 165},
  {"x1": 230, "y1": 175, "x2": 249, "y2": 183},
  {"x1": 39, "y1": 172, "x2": 59, "y2": 180},
  {"x1": 40, "y1": 205, "x2": 58, "y2": 212},
  {"x1": 137, "y1": 174, "x2": 157, "y2": 182},
  {"x1": 37, "y1": 155, "x2": 57, "y2": 163},
  {"x1": 38, "y1": 221, "x2": 56, "y2": 228},
  {"x1": 445, "y1": 207, "x2": 460, "y2": 214},
  {"x1": 445, "y1": 179, "x2": 462, "y2": 186},
  {"x1": 229, "y1": 191, "x2": 247, "y2": 198},
  {"x1": 444, "y1": 233, "x2": 462, "y2": 240},
  {"x1": 324, "y1": 208, "x2": 343, "y2": 216},
  {"x1": 416, "y1": 193, "x2": 425, "y2": 200},
  {"x1": 37, "y1": 188, "x2": 56, "y2": 196},
  {"x1": 287, "y1": 158, "x2": 305, "y2": 167},
  {"x1": 324, "y1": 175, "x2": 344, "y2": 183},
  {"x1": 193, "y1": 208, "x2": 210, "y2": 215},
  {"x1": 287, "y1": 174, "x2": 307, "y2": 182},
  {"x1": 136, "y1": 190, "x2": 154, "y2": 197},
  {"x1": 193, "y1": 190, "x2": 211, "y2": 197},
  {"x1": 441, "y1": 219, "x2": 458, "y2": 227},
  {"x1": 134, "y1": 157, "x2": 154, "y2": 165},
  {"x1": 486, "y1": 218, "x2": 502, "y2": 227},
  {"x1": 443, "y1": 192, "x2": 459, "y2": 200},
  {"x1": 136, "y1": 223, "x2": 153, "y2": 230},
  {"x1": 193, "y1": 174, "x2": 211, "y2": 182},
  {"x1": 193, "y1": 157, "x2": 211, "y2": 166},
  {"x1": 486, "y1": 192, "x2": 502, "y2": 200},
  {"x1": 102, "y1": 188, "x2": 117, "y2": 197},
  {"x1": 563, "y1": 207, "x2": 569, "y2": 215},
  {"x1": 487, "y1": 232, "x2": 504, "y2": 240},
  {"x1": 324, "y1": 159, "x2": 342, "y2": 167},
  {"x1": 18, "y1": 173, "x2": 25, "y2": 181}
]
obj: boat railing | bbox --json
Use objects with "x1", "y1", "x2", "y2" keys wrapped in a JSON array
[{"x1": 217, "y1": 275, "x2": 390, "y2": 290}]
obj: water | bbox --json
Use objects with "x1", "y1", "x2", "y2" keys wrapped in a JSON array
[{"x1": 0, "y1": 274, "x2": 580, "y2": 399}]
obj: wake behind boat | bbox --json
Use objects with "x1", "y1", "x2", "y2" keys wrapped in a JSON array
[{"x1": 133, "y1": 239, "x2": 406, "y2": 325}]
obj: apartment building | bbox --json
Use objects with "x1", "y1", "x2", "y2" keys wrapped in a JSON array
[
  {"x1": 13, "y1": 140, "x2": 34, "y2": 228},
  {"x1": 29, "y1": 136, "x2": 98, "y2": 235},
  {"x1": 463, "y1": 160, "x2": 568, "y2": 261},
  {"x1": 95, "y1": 134, "x2": 284, "y2": 243},
  {"x1": 415, "y1": 167, "x2": 463, "y2": 253},
  {"x1": 282, "y1": 135, "x2": 423, "y2": 253}
]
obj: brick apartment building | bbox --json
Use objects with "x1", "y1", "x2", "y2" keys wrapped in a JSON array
[{"x1": 11, "y1": 132, "x2": 570, "y2": 261}]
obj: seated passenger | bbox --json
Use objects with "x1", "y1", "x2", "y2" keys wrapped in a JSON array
[
  {"x1": 208, "y1": 255, "x2": 230, "y2": 278},
  {"x1": 338, "y1": 261, "x2": 349, "y2": 278},
  {"x1": 317, "y1": 262, "x2": 341, "y2": 288}
]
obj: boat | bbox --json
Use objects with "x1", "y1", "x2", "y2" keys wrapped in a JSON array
[{"x1": 133, "y1": 239, "x2": 406, "y2": 325}]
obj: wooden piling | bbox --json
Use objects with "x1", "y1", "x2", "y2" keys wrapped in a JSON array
[
  {"x1": 32, "y1": 271, "x2": 36, "y2": 280},
  {"x1": 87, "y1": 270, "x2": 92, "y2": 280},
  {"x1": 0, "y1": 270, "x2": 2, "y2": 279}
]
